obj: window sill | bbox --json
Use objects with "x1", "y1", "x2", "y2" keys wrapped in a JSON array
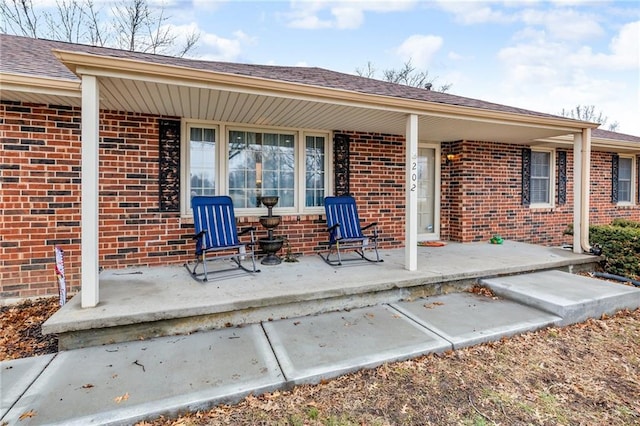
[
  {"x1": 616, "y1": 203, "x2": 636, "y2": 209},
  {"x1": 529, "y1": 203, "x2": 555, "y2": 211}
]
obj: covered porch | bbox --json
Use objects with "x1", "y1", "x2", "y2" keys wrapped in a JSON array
[
  {"x1": 43, "y1": 48, "x2": 597, "y2": 309},
  {"x1": 43, "y1": 241, "x2": 600, "y2": 350}
]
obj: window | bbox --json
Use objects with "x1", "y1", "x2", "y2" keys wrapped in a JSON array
[
  {"x1": 228, "y1": 130, "x2": 295, "y2": 208},
  {"x1": 530, "y1": 150, "x2": 552, "y2": 205},
  {"x1": 305, "y1": 135, "x2": 326, "y2": 207},
  {"x1": 182, "y1": 121, "x2": 329, "y2": 215},
  {"x1": 618, "y1": 157, "x2": 633, "y2": 204},
  {"x1": 189, "y1": 126, "x2": 216, "y2": 197}
]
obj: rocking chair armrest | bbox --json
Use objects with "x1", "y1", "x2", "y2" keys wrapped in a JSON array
[
  {"x1": 192, "y1": 230, "x2": 207, "y2": 240},
  {"x1": 238, "y1": 226, "x2": 256, "y2": 236},
  {"x1": 327, "y1": 223, "x2": 340, "y2": 233},
  {"x1": 361, "y1": 222, "x2": 378, "y2": 231}
]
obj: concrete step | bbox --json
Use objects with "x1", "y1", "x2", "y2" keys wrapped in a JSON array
[{"x1": 480, "y1": 270, "x2": 640, "y2": 326}]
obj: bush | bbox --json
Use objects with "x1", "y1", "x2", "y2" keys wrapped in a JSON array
[{"x1": 590, "y1": 220, "x2": 640, "y2": 280}]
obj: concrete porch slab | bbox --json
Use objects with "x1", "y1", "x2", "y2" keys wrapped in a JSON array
[
  {"x1": 1, "y1": 355, "x2": 55, "y2": 419},
  {"x1": 391, "y1": 292, "x2": 561, "y2": 349},
  {"x1": 2, "y1": 325, "x2": 283, "y2": 426},
  {"x1": 262, "y1": 304, "x2": 451, "y2": 386},
  {"x1": 481, "y1": 270, "x2": 640, "y2": 326},
  {"x1": 42, "y1": 242, "x2": 600, "y2": 350}
]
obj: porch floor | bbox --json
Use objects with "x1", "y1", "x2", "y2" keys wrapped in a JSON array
[{"x1": 43, "y1": 241, "x2": 599, "y2": 349}]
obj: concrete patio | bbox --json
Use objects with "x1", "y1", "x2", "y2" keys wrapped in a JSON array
[{"x1": 43, "y1": 240, "x2": 601, "y2": 350}]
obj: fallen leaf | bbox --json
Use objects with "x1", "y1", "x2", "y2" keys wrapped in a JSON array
[
  {"x1": 82, "y1": 384, "x2": 94, "y2": 389},
  {"x1": 19, "y1": 410, "x2": 37, "y2": 420},
  {"x1": 114, "y1": 392, "x2": 129, "y2": 403}
]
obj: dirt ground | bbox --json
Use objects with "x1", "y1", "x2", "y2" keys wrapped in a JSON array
[{"x1": 2, "y1": 292, "x2": 639, "y2": 425}]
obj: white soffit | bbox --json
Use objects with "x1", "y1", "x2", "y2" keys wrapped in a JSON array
[{"x1": 97, "y1": 77, "x2": 576, "y2": 144}]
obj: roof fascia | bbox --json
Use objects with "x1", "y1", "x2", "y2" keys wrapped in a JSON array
[
  {"x1": 538, "y1": 134, "x2": 640, "y2": 151},
  {"x1": 0, "y1": 72, "x2": 81, "y2": 98},
  {"x1": 53, "y1": 49, "x2": 597, "y2": 133}
]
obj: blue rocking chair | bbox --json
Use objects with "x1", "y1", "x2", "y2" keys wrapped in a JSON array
[
  {"x1": 319, "y1": 195, "x2": 383, "y2": 266},
  {"x1": 185, "y1": 196, "x2": 259, "y2": 281}
]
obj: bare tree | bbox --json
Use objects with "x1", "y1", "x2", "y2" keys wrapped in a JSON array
[
  {"x1": 1, "y1": 0, "x2": 40, "y2": 37},
  {"x1": 560, "y1": 105, "x2": 619, "y2": 132},
  {"x1": 356, "y1": 59, "x2": 452, "y2": 92},
  {"x1": 0, "y1": 0, "x2": 199, "y2": 57}
]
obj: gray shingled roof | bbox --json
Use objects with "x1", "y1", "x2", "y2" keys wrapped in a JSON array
[
  {"x1": 1, "y1": 33, "x2": 638, "y2": 144},
  {"x1": 0, "y1": 34, "x2": 562, "y2": 119}
]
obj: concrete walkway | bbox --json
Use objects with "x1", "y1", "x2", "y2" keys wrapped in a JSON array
[{"x1": 3, "y1": 270, "x2": 640, "y2": 425}]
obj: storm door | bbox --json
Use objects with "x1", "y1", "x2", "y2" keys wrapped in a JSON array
[{"x1": 417, "y1": 144, "x2": 440, "y2": 240}]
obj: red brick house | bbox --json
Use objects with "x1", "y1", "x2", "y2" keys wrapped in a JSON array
[{"x1": 1, "y1": 34, "x2": 638, "y2": 306}]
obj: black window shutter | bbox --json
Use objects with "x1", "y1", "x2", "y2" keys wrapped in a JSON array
[
  {"x1": 159, "y1": 119, "x2": 181, "y2": 212},
  {"x1": 521, "y1": 148, "x2": 531, "y2": 205},
  {"x1": 611, "y1": 154, "x2": 619, "y2": 204},
  {"x1": 637, "y1": 156, "x2": 640, "y2": 203},
  {"x1": 557, "y1": 150, "x2": 567, "y2": 205},
  {"x1": 334, "y1": 133, "x2": 350, "y2": 196}
]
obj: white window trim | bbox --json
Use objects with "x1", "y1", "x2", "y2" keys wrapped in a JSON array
[
  {"x1": 617, "y1": 155, "x2": 636, "y2": 206},
  {"x1": 180, "y1": 119, "x2": 330, "y2": 217},
  {"x1": 529, "y1": 148, "x2": 556, "y2": 209},
  {"x1": 180, "y1": 119, "x2": 220, "y2": 217}
]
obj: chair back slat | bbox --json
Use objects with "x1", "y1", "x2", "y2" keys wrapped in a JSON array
[
  {"x1": 192, "y1": 196, "x2": 239, "y2": 252},
  {"x1": 324, "y1": 196, "x2": 363, "y2": 241}
]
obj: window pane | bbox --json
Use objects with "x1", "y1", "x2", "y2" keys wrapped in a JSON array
[
  {"x1": 618, "y1": 158, "x2": 632, "y2": 202},
  {"x1": 228, "y1": 130, "x2": 295, "y2": 208},
  {"x1": 305, "y1": 136, "x2": 325, "y2": 207},
  {"x1": 530, "y1": 151, "x2": 550, "y2": 204},
  {"x1": 189, "y1": 127, "x2": 216, "y2": 197}
]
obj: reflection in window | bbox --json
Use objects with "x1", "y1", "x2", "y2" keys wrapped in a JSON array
[
  {"x1": 189, "y1": 127, "x2": 216, "y2": 197},
  {"x1": 228, "y1": 130, "x2": 295, "y2": 208},
  {"x1": 305, "y1": 136, "x2": 325, "y2": 207},
  {"x1": 531, "y1": 151, "x2": 550, "y2": 204},
  {"x1": 618, "y1": 157, "x2": 632, "y2": 203}
]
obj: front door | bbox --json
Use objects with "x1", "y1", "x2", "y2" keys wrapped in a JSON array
[{"x1": 417, "y1": 145, "x2": 440, "y2": 240}]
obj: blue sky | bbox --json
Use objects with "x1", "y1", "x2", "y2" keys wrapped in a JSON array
[
  {"x1": 161, "y1": 0, "x2": 639, "y2": 135},
  {"x1": 22, "y1": 0, "x2": 640, "y2": 135}
]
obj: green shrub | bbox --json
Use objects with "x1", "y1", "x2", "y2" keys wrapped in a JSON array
[
  {"x1": 611, "y1": 218, "x2": 640, "y2": 228},
  {"x1": 589, "y1": 220, "x2": 640, "y2": 280}
]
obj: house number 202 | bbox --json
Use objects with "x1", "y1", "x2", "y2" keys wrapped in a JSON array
[{"x1": 410, "y1": 161, "x2": 417, "y2": 191}]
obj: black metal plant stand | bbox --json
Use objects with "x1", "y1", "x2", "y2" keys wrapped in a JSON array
[{"x1": 258, "y1": 196, "x2": 283, "y2": 265}]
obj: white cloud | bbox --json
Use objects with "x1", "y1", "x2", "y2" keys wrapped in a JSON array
[
  {"x1": 185, "y1": 28, "x2": 256, "y2": 62},
  {"x1": 435, "y1": 0, "x2": 513, "y2": 24},
  {"x1": 285, "y1": 0, "x2": 417, "y2": 30},
  {"x1": 395, "y1": 34, "x2": 443, "y2": 68},
  {"x1": 573, "y1": 20, "x2": 640, "y2": 70},
  {"x1": 519, "y1": 7, "x2": 603, "y2": 41}
]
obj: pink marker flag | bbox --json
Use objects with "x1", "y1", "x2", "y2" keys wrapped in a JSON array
[{"x1": 54, "y1": 246, "x2": 67, "y2": 306}]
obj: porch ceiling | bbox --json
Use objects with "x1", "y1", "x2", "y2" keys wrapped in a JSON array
[{"x1": 95, "y1": 76, "x2": 574, "y2": 144}]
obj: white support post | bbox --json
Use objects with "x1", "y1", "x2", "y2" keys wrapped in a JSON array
[
  {"x1": 580, "y1": 128, "x2": 592, "y2": 253},
  {"x1": 573, "y1": 132, "x2": 583, "y2": 254},
  {"x1": 81, "y1": 75, "x2": 100, "y2": 308},
  {"x1": 405, "y1": 114, "x2": 418, "y2": 271}
]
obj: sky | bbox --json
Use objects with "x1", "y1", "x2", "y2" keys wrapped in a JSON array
[{"x1": 15, "y1": 0, "x2": 640, "y2": 135}]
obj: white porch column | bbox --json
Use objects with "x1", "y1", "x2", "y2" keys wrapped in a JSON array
[
  {"x1": 405, "y1": 114, "x2": 418, "y2": 271},
  {"x1": 572, "y1": 128, "x2": 592, "y2": 254},
  {"x1": 573, "y1": 132, "x2": 583, "y2": 253},
  {"x1": 580, "y1": 128, "x2": 592, "y2": 253},
  {"x1": 81, "y1": 75, "x2": 100, "y2": 307}
]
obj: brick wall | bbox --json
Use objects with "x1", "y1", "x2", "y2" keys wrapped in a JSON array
[
  {"x1": 1, "y1": 101, "x2": 82, "y2": 299},
  {"x1": 0, "y1": 103, "x2": 406, "y2": 299},
  {"x1": 441, "y1": 140, "x2": 639, "y2": 244},
  {"x1": 1, "y1": 100, "x2": 638, "y2": 299}
]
